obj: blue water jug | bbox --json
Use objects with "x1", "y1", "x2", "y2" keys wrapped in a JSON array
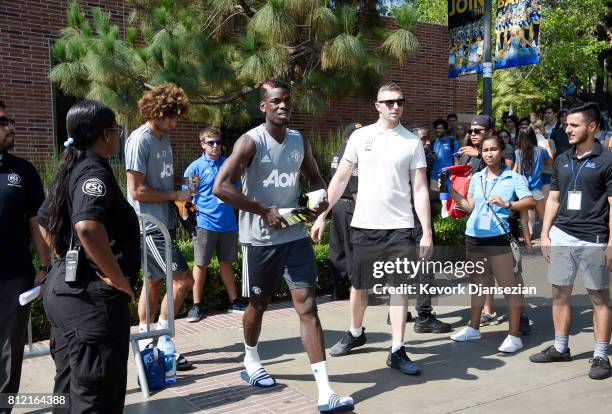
[{"x1": 138, "y1": 346, "x2": 166, "y2": 391}]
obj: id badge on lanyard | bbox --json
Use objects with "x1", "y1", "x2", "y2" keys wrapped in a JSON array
[
  {"x1": 478, "y1": 214, "x2": 492, "y2": 230},
  {"x1": 567, "y1": 191, "x2": 582, "y2": 210},
  {"x1": 569, "y1": 159, "x2": 587, "y2": 211}
]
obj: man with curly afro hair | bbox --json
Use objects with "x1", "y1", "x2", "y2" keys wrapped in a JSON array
[{"x1": 124, "y1": 83, "x2": 194, "y2": 370}]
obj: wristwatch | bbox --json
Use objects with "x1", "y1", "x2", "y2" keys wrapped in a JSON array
[{"x1": 38, "y1": 265, "x2": 52, "y2": 273}]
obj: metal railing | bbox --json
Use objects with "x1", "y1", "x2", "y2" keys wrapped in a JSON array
[
  {"x1": 22, "y1": 213, "x2": 175, "y2": 399},
  {"x1": 23, "y1": 313, "x2": 50, "y2": 359},
  {"x1": 130, "y1": 214, "x2": 175, "y2": 398}
]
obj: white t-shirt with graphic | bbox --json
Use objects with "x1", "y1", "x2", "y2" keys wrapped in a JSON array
[{"x1": 342, "y1": 122, "x2": 427, "y2": 229}]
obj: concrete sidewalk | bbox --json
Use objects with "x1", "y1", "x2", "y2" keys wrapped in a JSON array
[{"x1": 15, "y1": 253, "x2": 612, "y2": 413}]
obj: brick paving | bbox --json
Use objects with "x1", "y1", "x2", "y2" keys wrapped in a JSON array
[{"x1": 22, "y1": 297, "x2": 350, "y2": 413}]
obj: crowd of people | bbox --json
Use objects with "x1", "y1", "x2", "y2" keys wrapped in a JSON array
[{"x1": 0, "y1": 80, "x2": 610, "y2": 414}]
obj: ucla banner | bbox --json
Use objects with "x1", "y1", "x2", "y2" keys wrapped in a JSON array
[
  {"x1": 495, "y1": 0, "x2": 542, "y2": 69},
  {"x1": 448, "y1": 0, "x2": 485, "y2": 78}
]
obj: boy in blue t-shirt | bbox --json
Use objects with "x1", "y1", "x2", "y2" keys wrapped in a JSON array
[{"x1": 184, "y1": 127, "x2": 245, "y2": 322}]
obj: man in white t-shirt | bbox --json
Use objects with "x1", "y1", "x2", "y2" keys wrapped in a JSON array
[{"x1": 311, "y1": 83, "x2": 432, "y2": 375}]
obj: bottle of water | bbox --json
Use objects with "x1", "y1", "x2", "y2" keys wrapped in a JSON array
[{"x1": 159, "y1": 336, "x2": 176, "y2": 385}]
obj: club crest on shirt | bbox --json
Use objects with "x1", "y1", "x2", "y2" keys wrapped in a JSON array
[
  {"x1": 290, "y1": 149, "x2": 300, "y2": 162},
  {"x1": 7, "y1": 173, "x2": 21, "y2": 186},
  {"x1": 82, "y1": 178, "x2": 106, "y2": 197}
]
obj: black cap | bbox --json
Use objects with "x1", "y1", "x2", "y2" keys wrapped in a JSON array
[
  {"x1": 471, "y1": 114, "x2": 495, "y2": 130},
  {"x1": 343, "y1": 122, "x2": 363, "y2": 138}
]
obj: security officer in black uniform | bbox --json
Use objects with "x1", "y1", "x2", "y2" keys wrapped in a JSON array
[
  {"x1": 38, "y1": 100, "x2": 140, "y2": 413},
  {"x1": 0, "y1": 101, "x2": 50, "y2": 414},
  {"x1": 328, "y1": 122, "x2": 362, "y2": 300}
]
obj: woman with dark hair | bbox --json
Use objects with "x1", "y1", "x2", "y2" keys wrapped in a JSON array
[
  {"x1": 38, "y1": 100, "x2": 139, "y2": 413},
  {"x1": 503, "y1": 114, "x2": 520, "y2": 144},
  {"x1": 513, "y1": 126, "x2": 553, "y2": 236},
  {"x1": 449, "y1": 135, "x2": 535, "y2": 352}
]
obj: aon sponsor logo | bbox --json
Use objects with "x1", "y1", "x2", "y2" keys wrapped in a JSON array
[{"x1": 262, "y1": 170, "x2": 298, "y2": 188}]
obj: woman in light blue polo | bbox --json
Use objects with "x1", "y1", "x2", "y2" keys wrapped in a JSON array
[{"x1": 448, "y1": 135, "x2": 535, "y2": 353}]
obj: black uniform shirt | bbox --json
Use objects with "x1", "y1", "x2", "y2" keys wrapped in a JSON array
[
  {"x1": 38, "y1": 151, "x2": 141, "y2": 286},
  {"x1": 551, "y1": 140, "x2": 612, "y2": 243},
  {"x1": 330, "y1": 141, "x2": 358, "y2": 198},
  {"x1": 0, "y1": 152, "x2": 45, "y2": 280}
]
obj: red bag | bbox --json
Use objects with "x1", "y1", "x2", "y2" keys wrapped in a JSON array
[{"x1": 442, "y1": 165, "x2": 472, "y2": 219}]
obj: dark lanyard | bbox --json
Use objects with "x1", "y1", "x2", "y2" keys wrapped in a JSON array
[{"x1": 570, "y1": 158, "x2": 588, "y2": 191}]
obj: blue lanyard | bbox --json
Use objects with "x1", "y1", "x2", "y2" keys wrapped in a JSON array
[
  {"x1": 480, "y1": 167, "x2": 506, "y2": 200},
  {"x1": 570, "y1": 158, "x2": 588, "y2": 191}
]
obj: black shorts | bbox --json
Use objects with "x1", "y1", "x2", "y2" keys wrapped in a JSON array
[
  {"x1": 141, "y1": 229, "x2": 189, "y2": 281},
  {"x1": 351, "y1": 228, "x2": 417, "y2": 289},
  {"x1": 241, "y1": 238, "x2": 317, "y2": 298},
  {"x1": 465, "y1": 235, "x2": 511, "y2": 257}
]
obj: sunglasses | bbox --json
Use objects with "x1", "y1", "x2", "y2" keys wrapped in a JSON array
[
  {"x1": 105, "y1": 127, "x2": 124, "y2": 137},
  {"x1": 468, "y1": 128, "x2": 486, "y2": 134},
  {"x1": 202, "y1": 140, "x2": 222, "y2": 147},
  {"x1": 0, "y1": 116, "x2": 15, "y2": 127},
  {"x1": 378, "y1": 99, "x2": 405, "y2": 108}
]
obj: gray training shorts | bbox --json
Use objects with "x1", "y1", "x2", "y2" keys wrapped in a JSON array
[
  {"x1": 141, "y1": 229, "x2": 189, "y2": 281},
  {"x1": 193, "y1": 228, "x2": 238, "y2": 266}
]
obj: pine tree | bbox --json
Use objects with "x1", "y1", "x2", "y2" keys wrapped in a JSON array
[{"x1": 50, "y1": 0, "x2": 420, "y2": 126}]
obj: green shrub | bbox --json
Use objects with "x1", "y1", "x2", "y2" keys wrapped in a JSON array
[
  {"x1": 433, "y1": 216, "x2": 467, "y2": 246},
  {"x1": 28, "y1": 206, "x2": 469, "y2": 341},
  {"x1": 310, "y1": 129, "x2": 345, "y2": 184}
]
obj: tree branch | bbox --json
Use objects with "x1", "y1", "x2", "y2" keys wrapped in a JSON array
[
  {"x1": 238, "y1": 0, "x2": 255, "y2": 18},
  {"x1": 191, "y1": 83, "x2": 261, "y2": 105}
]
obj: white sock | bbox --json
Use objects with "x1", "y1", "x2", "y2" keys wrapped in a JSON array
[
  {"x1": 312, "y1": 361, "x2": 334, "y2": 405},
  {"x1": 157, "y1": 318, "x2": 169, "y2": 330},
  {"x1": 156, "y1": 318, "x2": 169, "y2": 342},
  {"x1": 138, "y1": 323, "x2": 153, "y2": 351},
  {"x1": 467, "y1": 326, "x2": 480, "y2": 334},
  {"x1": 244, "y1": 343, "x2": 274, "y2": 386},
  {"x1": 391, "y1": 341, "x2": 404, "y2": 353},
  {"x1": 138, "y1": 323, "x2": 152, "y2": 349},
  {"x1": 349, "y1": 327, "x2": 363, "y2": 338}
]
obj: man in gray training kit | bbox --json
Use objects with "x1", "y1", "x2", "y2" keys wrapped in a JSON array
[
  {"x1": 125, "y1": 83, "x2": 194, "y2": 370},
  {"x1": 214, "y1": 79, "x2": 354, "y2": 413}
]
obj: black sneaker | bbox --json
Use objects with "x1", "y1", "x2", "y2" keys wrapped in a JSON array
[
  {"x1": 589, "y1": 357, "x2": 611, "y2": 380},
  {"x1": 187, "y1": 304, "x2": 206, "y2": 323},
  {"x1": 519, "y1": 313, "x2": 532, "y2": 335},
  {"x1": 529, "y1": 345, "x2": 572, "y2": 363},
  {"x1": 386, "y1": 346, "x2": 420, "y2": 375},
  {"x1": 414, "y1": 314, "x2": 451, "y2": 333},
  {"x1": 329, "y1": 328, "x2": 366, "y2": 357},
  {"x1": 228, "y1": 297, "x2": 248, "y2": 314},
  {"x1": 386, "y1": 311, "x2": 413, "y2": 325}
]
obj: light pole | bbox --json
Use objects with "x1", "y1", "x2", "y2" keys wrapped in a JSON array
[{"x1": 482, "y1": 0, "x2": 493, "y2": 116}]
